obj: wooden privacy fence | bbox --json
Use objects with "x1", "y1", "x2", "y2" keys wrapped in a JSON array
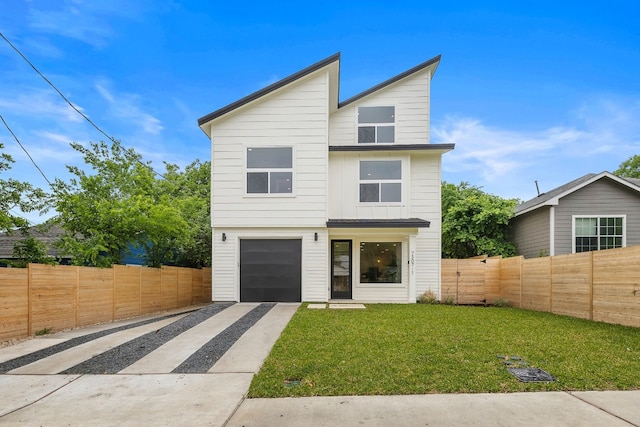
[
  {"x1": 442, "y1": 245, "x2": 640, "y2": 328},
  {"x1": 0, "y1": 264, "x2": 212, "y2": 342}
]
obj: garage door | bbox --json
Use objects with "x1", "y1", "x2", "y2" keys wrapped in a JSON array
[{"x1": 240, "y1": 239, "x2": 302, "y2": 302}]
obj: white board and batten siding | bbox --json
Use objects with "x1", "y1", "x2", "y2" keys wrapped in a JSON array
[
  {"x1": 327, "y1": 152, "x2": 410, "y2": 219},
  {"x1": 410, "y1": 154, "x2": 444, "y2": 299},
  {"x1": 210, "y1": 71, "x2": 330, "y2": 229},
  {"x1": 212, "y1": 228, "x2": 328, "y2": 302},
  {"x1": 329, "y1": 69, "x2": 431, "y2": 147}
]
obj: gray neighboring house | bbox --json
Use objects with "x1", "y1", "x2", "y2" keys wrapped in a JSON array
[
  {"x1": 0, "y1": 224, "x2": 67, "y2": 265},
  {"x1": 511, "y1": 171, "x2": 640, "y2": 258}
]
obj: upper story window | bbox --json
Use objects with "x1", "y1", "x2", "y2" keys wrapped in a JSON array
[
  {"x1": 359, "y1": 160, "x2": 401, "y2": 203},
  {"x1": 574, "y1": 216, "x2": 624, "y2": 253},
  {"x1": 246, "y1": 147, "x2": 293, "y2": 194},
  {"x1": 358, "y1": 106, "x2": 395, "y2": 143}
]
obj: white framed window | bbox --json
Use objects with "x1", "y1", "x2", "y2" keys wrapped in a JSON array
[
  {"x1": 246, "y1": 147, "x2": 293, "y2": 194},
  {"x1": 359, "y1": 241, "x2": 402, "y2": 284},
  {"x1": 358, "y1": 106, "x2": 395, "y2": 143},
  {"x1": 573, "y1": 216, "x2": 625, "y2": 253},
  {"x1": 359, "y1": 160, "x2": 402, "y2": 203}
]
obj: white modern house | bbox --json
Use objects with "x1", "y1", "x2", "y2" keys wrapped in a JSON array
[{"x1": 198, "y1": 53, "x2": 454, "y2": 303}]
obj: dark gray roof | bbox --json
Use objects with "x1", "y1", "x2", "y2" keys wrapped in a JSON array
[
  {"x1": 338, "y1": 55, "x2": 441, "y2": 108},
  {"x1": 197, "y1": 53, "x2": 341, "y2": 126},
  {"x1": 326, "y1": 218, "x2": 430, "y2": 228},
  {"x1": 0, "y1": 224, "x2": 64, "y2": 258},
  {"x1": 514, "y1": 171, "x2": 640, "y2": 216},
  {"x1": 329, "y1": 143, "x2": 454, "y2": 153},
  {"x1": 622, "y1": 177, "x2": 640, "y2": 187}
]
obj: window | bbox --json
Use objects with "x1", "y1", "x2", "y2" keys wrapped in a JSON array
[
  {"x1": 574, "y1": 216, "x2": 624, "y2": 253},
  {"x1": 358, "y1": 106, "x2": 395, "y2": 143},
  {"x1": 246, "y1": 147, "x2": 292, "y2": 194},
  {"x1": 359, "y1": 160, "x2": 401, "y2": 203},
  {"x1": 360, "y1": 242, "x2": 401, "y2": 283}
]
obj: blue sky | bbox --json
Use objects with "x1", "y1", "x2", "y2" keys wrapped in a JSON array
[{"x1": 1, "y1": 1, "x2": 640, "y2": 223}]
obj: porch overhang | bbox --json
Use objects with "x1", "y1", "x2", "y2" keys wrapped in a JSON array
[{"x1": 326, "y1": 218, "x2": 430, "y2": 228}]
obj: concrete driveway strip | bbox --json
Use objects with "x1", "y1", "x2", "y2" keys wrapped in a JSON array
[
  {"x1": 0, "y1": 373, "x2": 254, "y2": 427},
  {"x1": 8, "y1": 313, "x2": 191, "y2": 374},
  {"x1": 0, "y1": 338, "x2": 69, "y2": 364},
  {"x1": 228, "y1": 392, "x2": 635, "y2": 427},
  {"x1": 120, "y1": 303, "x2": 258, "y2": 374},
  {"x1": 0, "y1": 375, "x2": 81, "y2": 417},
  {"x1": 210, "y1": 302, "x2": 299, "y2": 373}
]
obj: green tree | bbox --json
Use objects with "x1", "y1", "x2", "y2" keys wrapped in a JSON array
[
  {"x1": 159, "y1": 160, "x2": 211, "y2": 268},
  {"x1": 50, "y1": 141, "x2": 209, "y2": 267},
  {"x1": 8, "y1": 235, "x2": 56, "y2": 267},
  {"x1": 614, "y1": 155, "x2": 640, "y2": 178},
  {"x1": 0, "y1": 142, "x2": 45, "y2": 232},
  {"x1": 441, "y1": 181, "x2": 518, "y2": 259}
]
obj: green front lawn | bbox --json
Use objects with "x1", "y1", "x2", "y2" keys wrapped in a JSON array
[{"x1": 249, "y1": 304, "x2": 640, "y2": 397}]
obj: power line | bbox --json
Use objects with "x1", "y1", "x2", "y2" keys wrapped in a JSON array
[
  {"x1": 0, "y1": 31, "x2": 166, "y2": 179},
  {"x1": 8, "y1": 209, "x2": 36, "y2": 227},
  {"x1": 0, "y1": 113, "x2": 52, "y2": 186}
]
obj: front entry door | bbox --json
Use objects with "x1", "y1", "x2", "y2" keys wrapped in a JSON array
[{"x1": 331, "y1": 240, "x2": 352, "y2": 299}]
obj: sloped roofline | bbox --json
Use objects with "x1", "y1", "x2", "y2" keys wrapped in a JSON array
[
  {"x1": 338, "y1": 54, "x2": 441, "y2": 108},
  {"x1": 197, "y1": 52, "x2": 341, "y2": 127},
  {"x1": 514, "y1": 171, "x2": 640, "y2": 216},
  {"x1": 197, "y1": 53, "x2": 442, "y2": 131}
]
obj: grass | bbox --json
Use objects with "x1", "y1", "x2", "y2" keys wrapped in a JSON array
[
  {"x1": 248, "y1": 304, "x2": 640, "y2": 397},
  {"x1": 34, "y1": 327, "x2": 53, "y2": 336}
]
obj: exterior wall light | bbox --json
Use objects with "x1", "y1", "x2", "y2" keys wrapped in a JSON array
[{"x1": 222, "y1": 233, "x2": 226, "y2": 242}]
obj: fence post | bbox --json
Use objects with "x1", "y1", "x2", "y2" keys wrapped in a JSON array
[
  {"x1": 549, "y1": 256, "x2": 553, "y2": 314},
  {"x1": 589, "y1": 251, "x2": 594, "y2": 321},
  {"x1": 75, "y1": 266, "x2": 79, "y2": 328},
  {"x1": 111, "y1": 265, "x2": 116, "y2": 322},
  {"x1": 27, "y1": 263, "x2": 32, "y2": 336},
  {"x1": 519, "y1": 256, "x2": 523, "y2": 308}
]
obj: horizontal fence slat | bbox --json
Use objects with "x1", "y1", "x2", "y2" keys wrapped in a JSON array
[
  {"x1": 442, "y1": 245, "x2": 640, "y2": 328},
  {"x1": 0, "y1": 264, "x2": 211, "y2": 343}
]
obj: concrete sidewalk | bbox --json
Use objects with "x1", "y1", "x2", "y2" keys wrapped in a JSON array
[
  {"x1": 228, "y1": 391, "x2": 640, "y2": 426},
  {"x1": 1, "y1": 304, "x2": 638, "y2": 426},
  {"x1": 2, "y1": 374, "x2": 637, "y2": 426}
]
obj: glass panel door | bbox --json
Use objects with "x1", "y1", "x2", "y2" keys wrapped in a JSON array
[{"x1": 331, "y1": 240, "x2": 352, "y2": 299}]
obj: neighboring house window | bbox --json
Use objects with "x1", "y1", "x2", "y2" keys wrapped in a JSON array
[
  {"x1": 246, "y1": 147, "x2": 293, "y2": 194},
  {"x1": 358, "y1": 106, "x2": 395, "y2": 143},
  {"x1": 359, "y1": 160, "x2": 401, "y2": 203},
  {"x1": 360, "y1": 242, "x2": 402, "y2": 283},
  {"x1": 574, "y1": 216, "x2": 624, "y2": 253}
]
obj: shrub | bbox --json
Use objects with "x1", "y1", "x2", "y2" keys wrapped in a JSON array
[
  {"x1": 492, "y1": 298, "x2": 510, "y2": 307},
  {"x1": 442, "y1": 296, "x2": 456, "y2": 305},
  {"x1": 417, "y1": 289, "x2": 439, "y2": 304}
]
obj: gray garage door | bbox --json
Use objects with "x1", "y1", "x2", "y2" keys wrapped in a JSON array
[{"x1": 240, "y1": 239, "x2": 302, "y2": 302}]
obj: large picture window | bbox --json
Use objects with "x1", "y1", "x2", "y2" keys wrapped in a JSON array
[
  {"x1": 359, "y1": 160, "x2": 401, "y2": 203},
  {"x1": 246, "y1": 147, "x2": 292, "y2": 194},
  {"x1": 360, "y1": 242, "x2": 401, "y2": 283},
  {"x1": 358, "y1": 106, "x2": 395, "y2": 143},
  {"x1": 574, "y1": 216, "x2": 624, "y2": 253}
]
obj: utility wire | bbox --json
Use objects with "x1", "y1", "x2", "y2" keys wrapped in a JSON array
[
  {"x1": 0, "y1": 31, "x2": 166, "y2": 179},
  {"x1": 0, "y1": 113, "x2": 52, "y2": 186},
  {"x1": 8, "y1": 209, "x2": 36, "y2": 227}
]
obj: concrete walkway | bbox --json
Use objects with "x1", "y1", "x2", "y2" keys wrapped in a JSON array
[{"x1": 1, "y1": 303, "x2": 638, "y2": 426}]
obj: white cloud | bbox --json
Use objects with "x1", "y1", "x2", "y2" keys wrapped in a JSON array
[
  {"x1": 0, "y1": 90, "x2": 86, "y2": 124},
  {"x1": 26, "y1": 0, "x2": 149, "y2": 48},
  {"x1": 435, "y1": 95, "x2": 640, "y2": 200},
  {"x1": 94, "y1": 81, "x2": 164, "y2": 135}
]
